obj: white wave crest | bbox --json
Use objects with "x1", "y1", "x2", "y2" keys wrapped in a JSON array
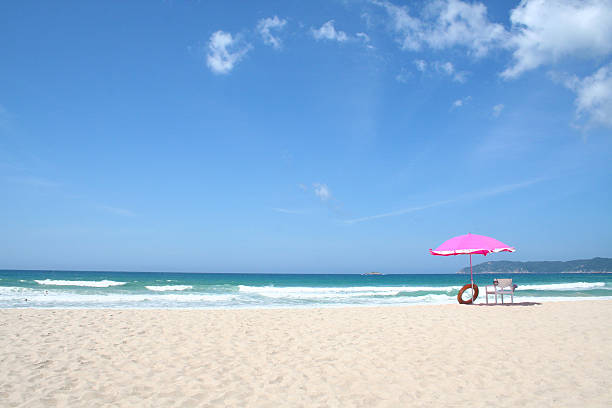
[
  {"x1": 145, "y1": 285, "x2": 193, "y2": 292},
  {"x1": 238, "y1": 285, "x2": 460, "y2": 298},
  {"x1": 519, "y1": 282, "x2": 606, "y2": 291},
  {"x1": 237, "y1": 285, "x2": 463, "y2": 300},
  {"x1": 34, "y1": 279, "x2": 127, "y2": 287},
  {"x1": 249, "y1": 291, "x2": 404, "y2": 299}
]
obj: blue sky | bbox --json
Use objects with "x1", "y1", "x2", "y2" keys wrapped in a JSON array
[{"x1": 1, "y1": 0, "x2": 611, "y2": 273}]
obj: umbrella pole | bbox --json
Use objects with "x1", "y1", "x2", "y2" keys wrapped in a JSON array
[{"x1": 470, "y1": 254, "x2": 474, "y2": 304}]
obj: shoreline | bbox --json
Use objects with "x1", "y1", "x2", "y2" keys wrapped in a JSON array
[
  {"x1": 4, "y1": 297, "x2": 612, "y2": 311},
  {"x1": 2, "y1": 300, "x2": 611, "y2": 407}
]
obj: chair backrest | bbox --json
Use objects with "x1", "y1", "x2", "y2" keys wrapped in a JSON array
[{"x1": 494, "y1": 278, "x2": 513, "y2": 289}]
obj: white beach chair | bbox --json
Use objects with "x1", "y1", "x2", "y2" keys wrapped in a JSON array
[{"x1": 485, "y1": 279, "x2": 516, "y2": 304}]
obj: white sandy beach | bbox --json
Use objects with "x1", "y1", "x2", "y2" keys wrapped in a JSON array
[{"x1": 1, "y1": 301, "x2": 611, "y2": 407}]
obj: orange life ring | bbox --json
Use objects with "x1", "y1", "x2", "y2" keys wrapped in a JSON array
[{"x1": 457, "y1": 284, "x2": 479, "y2": 304}]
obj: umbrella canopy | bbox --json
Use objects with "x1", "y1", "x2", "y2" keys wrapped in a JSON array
[{"x1": 429, "y1": 233, "x2": 515, "y2": 256}]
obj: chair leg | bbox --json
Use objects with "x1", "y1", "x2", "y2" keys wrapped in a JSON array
[
  {"x1": 501, "y1": 294, "x2": 504, "y2": 304},
  {"x1": 486, "y1": 293, "x2": 488, "y2": 304},
  {"x1": 495, "y1": 293, "x2": 497, "y2": 304}
]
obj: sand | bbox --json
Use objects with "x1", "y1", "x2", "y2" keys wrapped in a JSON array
[{"x1": 1, "y1": 301, "x2": 611, "y2": 407}]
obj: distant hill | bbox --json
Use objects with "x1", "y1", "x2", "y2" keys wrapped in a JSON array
[{"x1": 458, "y1": 257, "x2": 612, "y2": 274}]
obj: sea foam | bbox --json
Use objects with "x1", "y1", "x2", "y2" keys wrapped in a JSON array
[
  {"x1": 0, "y1": 286, "x2": 38, "y2": 295},
  {"x1": 238, "y1": 285, "x2": 461, "y2": 299},
  {"x1": 34, "y1": 279, "x2": 127, "y2": 287},
  {"x1": 518, "y1": 282, "x2": 606, "y2": 291},
  {"x1": 0, "y1": 292, "x2": 236, "y2": 305},
  {"x1": 145, "y1": 285, "x2": 193, "y2": 292}
]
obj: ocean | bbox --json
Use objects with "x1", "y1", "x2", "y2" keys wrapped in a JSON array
[{"x1": 1, "y1": 270, "x2": 611, "y2": 309}]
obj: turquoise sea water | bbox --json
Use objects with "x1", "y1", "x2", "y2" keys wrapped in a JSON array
[{"x1": 1, "y1": 270, "x2": 611, "y2": 309}]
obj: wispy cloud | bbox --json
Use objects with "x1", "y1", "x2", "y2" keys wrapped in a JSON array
[
  {"x1": 344, "y1": 198, "x2": 456, "y2": 224},
  {"x1": 257, "y1": 16, "x2": 287, "y2": 49},
  {"x1": 492, "y1": 103, "x2": 504, "y2": 117},
  {"x1": 344, "y1": 177, "x2": 547, "y2": 224},
  {"x1": 297, "y1": 182, "x2": 342, "y2": 215},
  {"x1": 313, "y1": 182, "x2": 332, "y2": 201},
  {"x1": 414, "y1": 59, "x2": 427, "y2": 72},
  {"x1": 272, "y1": 207, "x2": 305, "y2": 214},
  {"x1": 356, "y1": 32, "x2": 374, "y2": 49},
  {"x1": 414, "y1": 59, "x2": 468, "y2": 82},
  {"x1": 7, "y1": 174, "x2": 136, "y2": 217},
  {"x1": 395, "y1": 68, "x2": 412, "y2": 83},
  {"x1": 5, "y1": 176, "x2": 60, "y2": 188},
  {"x1": 430, "y1": 61, "x2": 468, "y2": 83},
  {"x1": 451, "y1": 95, "x2": 471, "y2": 109},
  {"x1": 98, "y1": 205, "x2": 135, "y2": 217}
]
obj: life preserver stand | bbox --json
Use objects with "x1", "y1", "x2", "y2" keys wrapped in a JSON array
[{"x1": 457, "y1": 283, "x2": 479, "y2": 304}]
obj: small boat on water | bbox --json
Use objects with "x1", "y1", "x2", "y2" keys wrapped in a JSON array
[{"x1": 361, "y1": 272, "x2": 383, "y2": 276}]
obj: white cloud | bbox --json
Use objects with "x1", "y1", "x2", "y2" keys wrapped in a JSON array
[
  {"x1": 416, "y1": 59, "x2": 468, "y2": 82},
  {"x1": 438, "y1": 61, "x2": 454, "y2": 75},
  {"x1": 206, "y1": 30, "x2": 251, "y2": 74},
  {"x1": 313, "y1": 183, "x2": 331, "y2": 201},
  {"x1": 452, "y1": 71, "x2": 468, "y2": 83},
  {"x1": 356, "y1": 32, "x2": 370, "y2": 42},
  {"x1": 425, "y1": 0, "x2": 508, "y2": 57},
  {"x1": 396, "y1": 68, "x2": 412, "y2": 83},
  {"x1": 356, "y1": 32, "x2": 374, "y2": 49},
  {"x1": 414, "y1": 59, "x2": 427, "y2": 72},
  {"x1": 451, "y1": 95, "x2": 471, "y2": 109},
  {"x1": 373, "y1": 0, "x2": 422, "y2": 50},
  {"x1": 502, "y1": 0, "x2": 612, "y2": 79},
  {"x1": 257, "y1": 16, "x2": 287, "y2": 49},
  {"x1": 312, "y1": 20, "x2": 349, "y2": 42},
  {"x1": 376, "y1": 0, "x2": 612, "y2": 80},
  {"x1": 374, "y1": 0, "x2": 507, "y2": 57},
  {"x1": 558, "y1": 63, "x2": 612, "y2": 128},
  {"x1": 492, "y1": 103, "x2": 505, "y2": 117}
]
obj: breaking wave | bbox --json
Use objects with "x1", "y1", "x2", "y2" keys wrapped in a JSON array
[
  {"x1": 34, "y1": 279, "x2": 127, "y2": 287},
  {"x1": 238, "y1": 285, "x2": 461, "y2": 299},
  {"x1": 145, "y1": 285, "x2": 193, "y2": 292}
]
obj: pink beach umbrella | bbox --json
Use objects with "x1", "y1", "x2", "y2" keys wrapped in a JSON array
[{"x1": 430, "y1": 233, "x2": 515, "y2": 304}]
